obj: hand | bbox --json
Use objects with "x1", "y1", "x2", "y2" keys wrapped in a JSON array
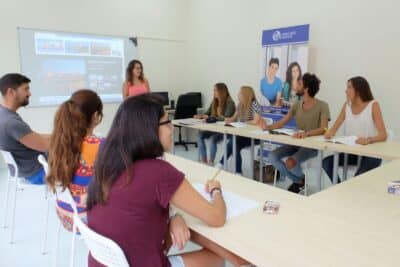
[
  {"x1": 205, "y1": 179, "x2": 222, "y2": 193},
  {"x1": 203, "y1": 114, "x2": 209, "y2": 120},
  {"x1": 193, "y1": 114, "x2": 201, "y2": 119},
  {"x1": 324, "y1": 130, "x2": 334, "y2": 140},
  {"x1": 169, "y1": 215, "x2": 190, "y2": 250},
  {"x1": 224, "y1": 117, "x2": 234, "y2": 124},
  {"x1": 293, "y1": 131, "x2": 307, "y2": 139},
  {"x1": 356, "y1": 137, "x2": 370, "y2": 145},
  {"x1": 258, "y1": 119, "x2": 267, "y2": 130}
]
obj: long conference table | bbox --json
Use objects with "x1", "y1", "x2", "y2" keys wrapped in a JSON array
[
  {"x1": 165, "y1": 153, "x2": 400, "y2": 267},
  {"x1": 169, "y1": 120, "x2": 400, "y2": 266},
  {"x1": 172, "y1": 119, "x2": 400, "y2": 192}
]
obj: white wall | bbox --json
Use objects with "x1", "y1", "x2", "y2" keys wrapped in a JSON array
[
  {"x1": 184, "y1": 0, "x2": 400, "y2": 139},
  {"x1": 0, "y1": 0, "x2": 188, "y2": 134}
]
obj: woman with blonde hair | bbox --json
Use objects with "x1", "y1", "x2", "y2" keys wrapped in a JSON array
[{"x1": 217, "y1": 86, "x2": 262, "y2": 174}]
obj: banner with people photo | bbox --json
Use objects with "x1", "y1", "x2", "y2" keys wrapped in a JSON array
[
  {"x1": 257, "y1": 24, "x2": 310, "y2": 162},
  {"x1": 259, "y1": 24, "x2": 310, "y2": 111}
]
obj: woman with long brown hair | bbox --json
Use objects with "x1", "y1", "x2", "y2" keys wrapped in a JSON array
[
  {"x1": 122, "y1": 59, "x2": 150, "y2": 99},
  {"x1": 323, "y1": 76, "x2": 387, "y2": 183},
  {"x1": 47, "y1": 89, "x2": 104, "y2": 230},
  {"x1": 194, "y1": 83, "x2": 235, "y2": 164}
]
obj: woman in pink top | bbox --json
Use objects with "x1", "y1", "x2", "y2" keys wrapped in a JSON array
[{"x1": 122, "y1": 59, "x2": 150, "y2": 99}]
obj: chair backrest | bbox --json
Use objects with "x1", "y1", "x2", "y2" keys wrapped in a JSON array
[
  {"x1": 1, "y1": 150, "x2": 19, "y2": 178},
  {"x1": 73, "y1": 213, "x2": 130, "y2": 267},
  {"x1": 185, "y1": 92, "x2": 202, "y2": 108},
  {"x1": 174, "y1": 94, "x2": 199, "y2": 119},
  {"x1": 37, "y1": 155, "x2": 49, "y2": 175}
]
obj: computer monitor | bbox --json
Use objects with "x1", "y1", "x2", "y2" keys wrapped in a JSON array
[{"x1": 153, "y1": 91, "x2": 169, "y2": 106}]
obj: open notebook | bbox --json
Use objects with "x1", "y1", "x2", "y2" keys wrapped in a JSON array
[
  {"x1": 177, "y1": 118, "x2": 203, "y2": 125},
  {"x1": 224, "y1": 122, "x2": 247, "y2": 128},
  {"x1": 192, "y1": 183, "x2": 259, "y2": 220},
  {"x1": 321, "y1": 136, "x2": 359, "y2": 146},
  {"x1": 270, "y1": 128, "x2": 297, "y2": 136}
]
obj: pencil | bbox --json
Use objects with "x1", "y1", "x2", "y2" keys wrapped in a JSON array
[{"x1": 210, "y1": 169, "x2": 222, "y2": 181}]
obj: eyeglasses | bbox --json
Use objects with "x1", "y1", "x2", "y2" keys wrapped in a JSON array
[{"x1": 158, "y1": 120, "x2": 172, "y2": 126}]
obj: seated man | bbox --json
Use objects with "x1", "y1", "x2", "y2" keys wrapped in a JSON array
[
  {"x1": 260, "y1": 73, "x2": 330, "y2": 193},
  {"x1": 0, "y1": 73, "x2": 49, "y2": 184}
]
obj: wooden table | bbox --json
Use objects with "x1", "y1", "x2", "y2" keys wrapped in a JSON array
[{"x1": 165, "y1": 153, "x2": 400, "y2": 267}]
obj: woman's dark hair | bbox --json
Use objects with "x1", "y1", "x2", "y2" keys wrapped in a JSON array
[
  {"x1": 126, "y1": 60, "x2": 145, "y2": 84},
  {"x1": 87, "y1": 93, "x2": 165, "y2": 209},
  {"x1": 211, "y1": 82, "x2": 232, "y2": 117},
  {"x1": 47, "y1": 90, "x2": 103, "y2": 192},
  {"x1": 285, "y1": 62, "x2": 302, "y2": 87},
  {"x1": 348, "y1": 76, "x2": 374, "y2": 102},
  {"x1": 302, "y1": 73, "x2": 321, "y2": 97},
  {"x1": 268, "y1": 57, "x2": 279, "y2": 66}
]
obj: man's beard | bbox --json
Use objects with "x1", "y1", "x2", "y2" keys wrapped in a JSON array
[{"x1": 20, "y1": 98, "x2": 29, "y2": 107}]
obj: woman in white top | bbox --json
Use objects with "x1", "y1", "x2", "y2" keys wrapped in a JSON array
[{"x1": 323, "y1": 76, "x2": 387, "y2": 182}]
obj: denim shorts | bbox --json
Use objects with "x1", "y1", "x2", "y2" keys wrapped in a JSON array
[{"x1": 168, "y1": 255, "x2": 185, "y2": 267}]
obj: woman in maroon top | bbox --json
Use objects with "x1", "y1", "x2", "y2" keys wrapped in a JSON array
[{"x1": 87, "y1": 94, "x2": 249, "y2": 267}]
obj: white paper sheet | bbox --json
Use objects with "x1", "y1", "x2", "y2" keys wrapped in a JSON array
[{"x1": 193, "y1": 183, "x2": 259, "y2": 220}]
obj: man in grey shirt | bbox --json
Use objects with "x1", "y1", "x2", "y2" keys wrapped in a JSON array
[{"x1": 0, "y1": 73, "x2": 49, "y2": 184}]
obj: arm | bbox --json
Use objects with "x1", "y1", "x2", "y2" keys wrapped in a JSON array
[
  {"x1": 225, "y1": 111, "x2": 238, "y2": 123},
  {"x1": 20, "y1": 132, "x2": 49, "y2": 152},
  {"x1": 194, "y1": 104, "x2": 211, "y2": 119},
  {"x1": 171, "y1": 179, "x2": 226, "y2": 227},
  {"x1": 357, "y1": 102, "x2": 387, "y2": 145},
  {"x1": 264, "y1": 113, "x2": 292, "y2": 130},
  {"x1": 122, "y1": 82, "x2": 129, "y2": 99},
  {"x1": 145, "y1": 79, "x2": 151, "y2": 92},
  {"x1": 304, "y1": 118, "x2": 329, "y2": 137},
  {"x1": 325, "y1": 103, "x2": 346, "y2": 139},
  {"x1": 248, "y1": 112, "x2": 262, "y2": 125}
]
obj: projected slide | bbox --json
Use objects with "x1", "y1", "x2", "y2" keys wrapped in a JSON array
[{"x1": 18, "y1": 29, "x2": 137, "y2": 106}]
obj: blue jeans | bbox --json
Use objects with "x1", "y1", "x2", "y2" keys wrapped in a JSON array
[
  {"x1": 219, "y1": 136, "x2": 257, "y2": 174},
  {"x1": 268, "y1": 145, "x2": 317, "y2": 183},
  {"x1": 322, "y1": 153, "x2": 382, "y2": 182},
  {"x1": 197, "y1": 131, "x2": 223, "y2": 162},
  {"x1": 26, "y1": 168, "x2": 46, "y2": 184}
]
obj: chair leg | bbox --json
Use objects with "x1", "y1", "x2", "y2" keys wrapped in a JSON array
[
  {"x1": 273, "y1": 168, "x2": 278, "y2": 187},
  {"x1": 70, "y1": 220, "x2": 76, "y2": 267},
  {"x1": 3, "y1": 176, "x2": 12, "y2": 228},
  {"x1": 42, "y1": 196, "x2": 51, "y2": 254},
  {"x1": 53, "y1": 222, "x2": 61, "y2": 267},
  {"x1": 9, "y1": 177, "x2": 19, "y2": 244},
  {"x1": 304, "y1": 177, "x2": 308, "y2": 196}
]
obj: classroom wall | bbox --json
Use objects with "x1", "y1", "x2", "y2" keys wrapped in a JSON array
[
  {"x1": 184, "y1": 0, "x2": 400, "y2": 139},
  {"x1": 0, "y1": 0, "x2": 188, "y2": 134}
]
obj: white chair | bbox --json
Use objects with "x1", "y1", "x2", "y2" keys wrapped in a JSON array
[
  {"x1": 73, "y1": 213, "x2": 130, "y2": 267},
  {"x1": 69, "y1": 197, "x2": 130, "y2": 266},
  {"x1": 38, "y1": 155, "x2": 77, "y2": 267},
  {"x1": 1, "y1": 150, "x2": 49, "y2": 251}
]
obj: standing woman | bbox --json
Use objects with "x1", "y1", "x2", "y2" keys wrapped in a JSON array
[
  {"x1": 323, "y1": 76, "x2": 387, "y2": 183},
  {"x1": 122, "y1": 59, "x2": 150, "y2": 99},
  {"x1": 282, "y1": 62, "x2": 302, "y2": 105},
  {"x1": 47, "y1": 89, "x2": 104, "y2": 230},
  {"x1": 195, "y1": 83, "x2": 235, "y2": 165}
]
